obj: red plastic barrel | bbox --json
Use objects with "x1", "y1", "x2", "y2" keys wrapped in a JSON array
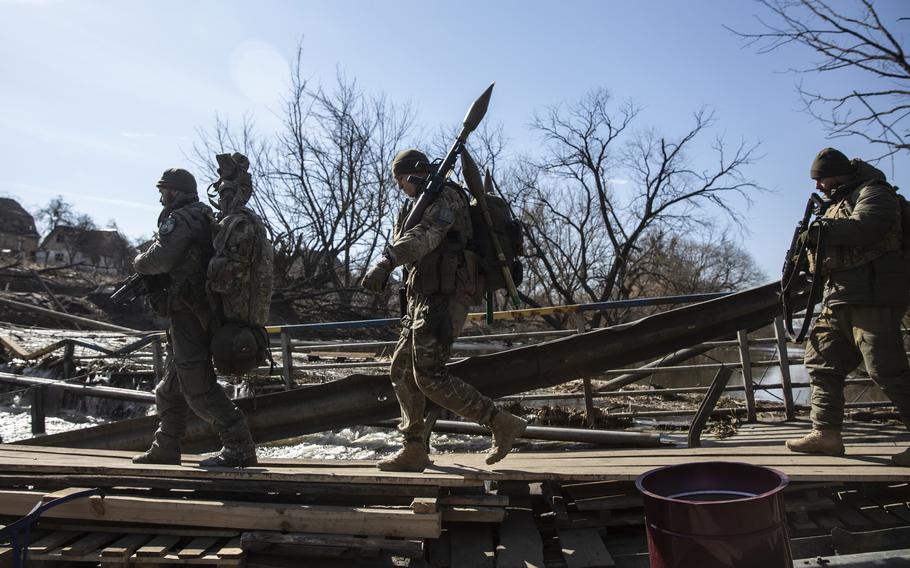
[{"x1": 635, "y1": 461, "x2": 792, "y2": 568}]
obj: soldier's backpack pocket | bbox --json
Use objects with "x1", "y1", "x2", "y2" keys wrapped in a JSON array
[{"x1": 207, "y1": 257, "x2": 231, "y2": 294}]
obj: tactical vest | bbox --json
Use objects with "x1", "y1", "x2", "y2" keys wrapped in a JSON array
[
  {"x1": 206, "y1": 206, "x2": 274, "y2": 326},
  {"x1": 159, "y1": 200, "x2": 214, "y2": 316},
  {"x1": 809, "y1": 180, "x2": 903, "y2": 274},
  {"x1": 396, "y1": 186, "x2": 481, "y2": 300}
]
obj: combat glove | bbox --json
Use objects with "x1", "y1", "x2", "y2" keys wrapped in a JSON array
[{"x1": 362, "y1": 255, "x2": 395, "y2": 292}]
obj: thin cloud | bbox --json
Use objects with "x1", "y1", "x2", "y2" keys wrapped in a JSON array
[
  {"x1": 7, "y1": 183, "x2": 158, "y2": 211},
  {"x1": 120, "y1": 131, "x2": 157, "y2": 139}
]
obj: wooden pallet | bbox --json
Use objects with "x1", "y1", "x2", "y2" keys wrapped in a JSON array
[{"x1": 23, "y1": 529, "x2": 243, "y2": 565}]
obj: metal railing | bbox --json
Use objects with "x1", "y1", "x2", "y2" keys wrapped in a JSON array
[{"x1": 2, "y1": 292, "x2": 902, "y2": 435}]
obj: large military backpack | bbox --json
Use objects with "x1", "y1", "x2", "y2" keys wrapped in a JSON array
[
  {"x1": 467, "y1": 192, "x2": 524, "y2": 292},
  {"x1": 207, "y1": 207, "x2": 274, "y2": 375},
  {"x1": 457, "y1": 149, "x2": 524, "y2": 294},
  {"x1": 205, "y1": 153, "x2": 275, "y2": 375},
  {"x1": 208, "y1": 208, "x2": 274, "y2": 326}
]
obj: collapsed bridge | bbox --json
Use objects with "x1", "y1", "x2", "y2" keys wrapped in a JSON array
[{"x1": 20, "y1": 281, "x2": 785, "y2": 452}]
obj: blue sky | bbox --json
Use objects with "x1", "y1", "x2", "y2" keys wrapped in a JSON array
[{"x1": 2, "y1": 0, "x2": 907, "y2": 279}]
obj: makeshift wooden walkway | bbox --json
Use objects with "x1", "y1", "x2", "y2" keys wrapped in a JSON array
[
  {"x1": 3, "y1": 420, "x2": 909, "y2": 486},
  {"x1": 2, "y1": 419, "x2": 910, "y2": 567}
]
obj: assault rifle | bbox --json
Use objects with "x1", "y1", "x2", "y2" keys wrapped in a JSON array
[
  {"x1": 110, "y1": 273, "x2": 170, "y2": 305},
  {"x1": 401, "y1": 82, "x2": 495, "y2": 233},
  {"x1": 781, "y1": 192, "x2": 830, "y2": 342}
]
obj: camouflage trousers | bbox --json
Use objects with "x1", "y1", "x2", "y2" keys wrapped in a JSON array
[
  {"x1": 389, "y1": 292, "x2": 496, "y2": 442},
  {"x1": 152, "y1": 310, "x2": 254, "y2": 451},
  {"x1": 805, "y1": 304, "x2": 910, "y2": 430}
]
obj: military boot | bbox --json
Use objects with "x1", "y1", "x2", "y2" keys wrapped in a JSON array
[
  {"x1": 486, "y1": 411, "x2": 528, "y2": 465},
  {"x1": 892, "y1": 447, "x2": 910, "y2": 467},
  {"x1": 785, "y1": 428, "x2": 845, "y2": 456},
  {"x1": 132, "y1": 436, "x2": 181, "y2": 465},
  {"x1": 377, "y1": 441, "x2": 430, "y2": 472},
  {"x1": 199, "y1": 445, "x2": 258, "y2": 468}
]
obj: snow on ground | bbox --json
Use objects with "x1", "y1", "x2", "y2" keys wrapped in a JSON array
[
  {"x1": 257, "y1": 426, "x2": 492, "y2": 461},
  {"x1": 0, "y1": 397, "x2": 493, "y2": 460},
  {"x1": 0, "y1": 403, "x2": 106, "y2": 443}
]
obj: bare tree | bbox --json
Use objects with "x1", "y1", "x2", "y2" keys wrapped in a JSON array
[
  {"x1": 194, "y1": 47, "x2": 414, "y2": 319},
  {"x1": 33, "y1": 195, "x2": 76, "y2": 236},
  {"x1": 732, "y1": 0, "x2": 910, "y2": 159},
  {"x1": 502, "y1": 89, "x2": 762, "y2": 327}
]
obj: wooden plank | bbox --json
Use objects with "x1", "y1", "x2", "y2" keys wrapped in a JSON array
[
  {"x1": 0, "y1": 547, "x2": 13, "y2": 563},
  {"x1": 61, "y1": 532, "x2": 118, "y2": 556},
  {"x1": 135, "y1": 534, "x2": 180, "y2": 557},
  {"x1": 0, "y1": 333, "x2": 31, "y2": 359},
  {"x1": 832, "y1": 525, "x2": 910, "y2": 555},
  {"x1": 542, "y1": 481, "x2": 568, "y2": 522},
  {"x1": 737, "y1": 330, "x2": 756, "y2": 423},
  {"x1": 881, "y1": 502, "x2": 910, "y2": 523},
  {"x1": 442, "y1": 506, "x2": 507, "y2": 524},
  {"x1": 214, "y1": 537, "x2": 243, "y2": 560},
  {"x1": 0, "y1": 445, "x2": 472, "y2": 487},
  {"x1": 176, "y1": 537, "x2": 218, "y2": 559},
  {"x1": 411, "y1": 497, "x2": 438, "y2": 514},
  {"x1": 40, "y1": 486, "x2": 93, "y2": 504},
  {"x1": 9, "y1": 456, "x2": 907, "y2": 484},
  {"x1": 834, "y1": 502, "x2": 874, "y2": 529},
  {"x1": 787, "y1": 511, "x2": 818, "y2": 535},
  {"x1": 0, "y1": 490, "x2": 442, "y2": 539},
  {"x1": 132, "y1": 554, "x2": 243, "y2": 565},
  {"x1": 440, "y1": 494, "x2": 509, "y2": 507},
  {"x1": 496, "y1": 509, "x2": 543, "y2": 568},
  {"x1": 239, "y1": 531, "x2": 423, "y2": 558},
  {"x1": 557, "y1": 528, "x2": 615, "y2": 568},
  {"x1": 0, "y1": 473, "x2": 441, "y2": 498},
  {"x1": 840, "y1": 493, "x2": 902, "y2": 527},
  {"x1": 574, "y1": 494, "x2": 642, "y2": 512},
  {"x1": 450, "y1": 524, "x2": 494, "y2": 568},
  {"x1": 8, "y1": 436, "x2": 910, "y2": 461},
  {"x1": 27, "y1": 530, "x2": 81, "y2": 554},
  {"x1": 561, "y1": 481, "x2": 634, "y2": 500},
  {"x1": 100, "y1": 533, "x2": 151, "y2": 558},
  {"x1": 39, "y1": 521, "x2": 238, "y2": 538}
]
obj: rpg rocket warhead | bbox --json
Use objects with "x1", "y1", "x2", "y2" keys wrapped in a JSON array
[{"x1": 462, "y1": 82, "x2": 495, "y2": 134}]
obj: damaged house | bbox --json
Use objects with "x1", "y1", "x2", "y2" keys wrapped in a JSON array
[
  {"x1": 0, "y1": 197, "x2": 41, "y2": 259},
  {"x1": 37, "y1": 226, "x2": 136, "y2": 275}
]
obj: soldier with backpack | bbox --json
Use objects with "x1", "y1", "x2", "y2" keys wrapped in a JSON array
[
  {"x1": 131, "y1": 167, "x2": 258, "y2": 468},
  {"x1": 785, "y1": 148, "x2": 910, "y2": 466},
  {"x1": 361, "y1": 148, "x2": 527, "y2": 472}
]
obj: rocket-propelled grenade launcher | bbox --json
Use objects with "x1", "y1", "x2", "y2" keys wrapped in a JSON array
[{"x1": 401, "y1": 82, "x2": 495, "y2": 232}]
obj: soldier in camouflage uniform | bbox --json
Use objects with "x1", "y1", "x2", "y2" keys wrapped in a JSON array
[
  {"x1": 362, "y1": 149, "x2": 527, "y2": 472},
  {"x1": 131, "y1": 168, "x2": 257, "y2": 468},
  {"x1": 786, "y1": 148, "x2": 910, "y2": 467}
]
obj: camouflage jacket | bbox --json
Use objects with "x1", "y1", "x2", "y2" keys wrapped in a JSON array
[
  {"x1": 812, "y1": 160, "x2": 908, "y2": 307},
  {"x1": 134, "y1": 194, "x2": 214, "y2": 316},
  {"x1": 389, "y1": 183, "x2": 480, "y2": 300}
]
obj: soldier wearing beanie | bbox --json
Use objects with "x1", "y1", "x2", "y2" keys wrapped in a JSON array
[
  {"x1": 786, "y1": 148, "x2": 910, "y2": 467},
  {"x1": 360, "y1": 148, "x2": 527, "y2": 472},
  {"x1": 131, "y1": 167, "x2": 257, "y2": 468}
]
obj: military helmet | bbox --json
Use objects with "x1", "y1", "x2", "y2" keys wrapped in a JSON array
[
  {"x1": 810, "y1": 148, "x2": 854, "y2": 180},
  {"x1": 392, "y1": 149, "x2": 430, "y2": 177},
  {"x1": 156, "y1": 168, "x2": 197, "y2": 193},
  {"x1": 210, "y1": 324, "x2": 266, "y2": 375}
]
